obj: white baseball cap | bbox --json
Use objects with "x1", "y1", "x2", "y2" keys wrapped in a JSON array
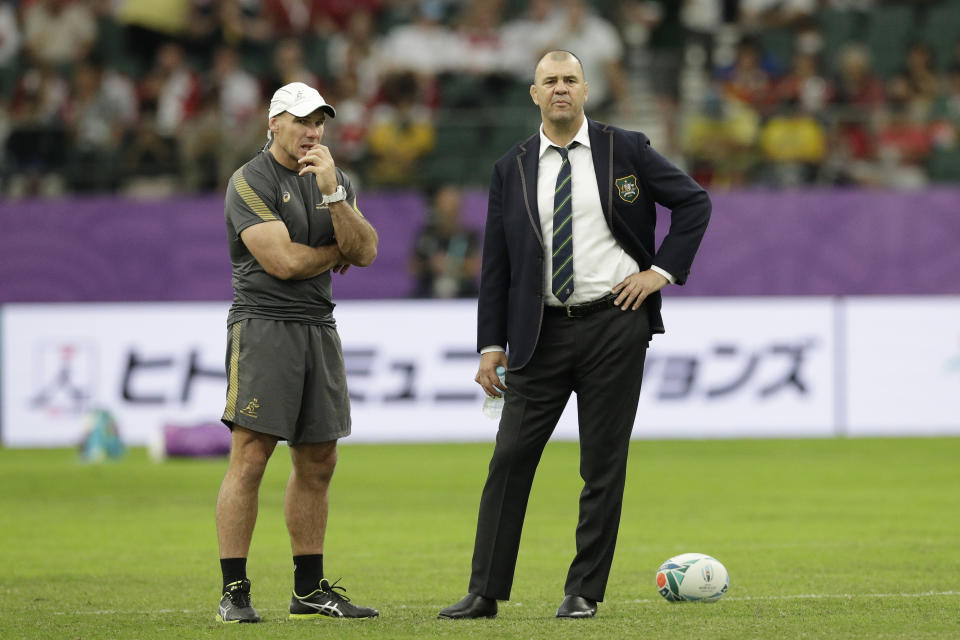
[{"x1": 268, "y1": 82, "x2": 336, "y2": 119}]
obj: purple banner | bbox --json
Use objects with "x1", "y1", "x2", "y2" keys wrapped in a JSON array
[
  {"x1": 666, "y1": 188, "x2": 960, "y2": 297},
  {"x1": 1, "y1": 188, "x2": 959, "y2": 302}
]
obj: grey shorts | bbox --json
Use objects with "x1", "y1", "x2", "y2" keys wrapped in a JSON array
[{"x1": 221, "y1": 318, "x2": 351, "y2": 444}]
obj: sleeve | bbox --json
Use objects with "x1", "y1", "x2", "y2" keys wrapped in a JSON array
[
  {"x1": 639, "y1": 137, "x2": 711, "y2": 285},
  {"x1": 650, "y1": 264, "x2": 676, "y2": 284},
  {"x1": 225, "y1": 164, "x2": 281, "y2": 239},
  {"x1": 476, "y1": 161, "x2": 510, "y2": 352}
]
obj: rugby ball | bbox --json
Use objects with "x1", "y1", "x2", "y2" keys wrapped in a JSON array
[{"x1": 656, "y1": 553, "x2": 729, "y2": 602}]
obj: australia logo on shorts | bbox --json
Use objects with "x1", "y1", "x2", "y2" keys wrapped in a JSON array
[
  {"x1": 282, "y1": 191, "x2": 291, "y2": 203},
  {"x1": 239, "y1": 397, "x2": 261, "y2": 418},
  {"x1": 616, "y1": 175, "x2": 639, "y2": 203}
]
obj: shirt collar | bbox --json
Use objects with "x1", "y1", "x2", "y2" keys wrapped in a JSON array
[{"x1": 538, "y1": 117, "x2": 591, "y2": 159}]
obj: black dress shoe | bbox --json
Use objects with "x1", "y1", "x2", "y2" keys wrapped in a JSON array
[
  {"x1": 438, "y1": 593, "x2": 498, "y2": 619},
  {"x1": 556, "y1": 595, "x2": 597, "y2": 618}
]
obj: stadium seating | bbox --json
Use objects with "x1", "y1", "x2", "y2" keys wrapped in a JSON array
[
  {"x1": 920, "y1": 2, "x2": 960, "y2": 71},
  {"x1": 927, "y1": 147, "x2": 960, "y2": 182},
  {"x1": 864, "y1": 4, "x2": 914, "y2": 78}
]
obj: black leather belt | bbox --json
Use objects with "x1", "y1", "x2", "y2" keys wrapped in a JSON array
[{"x1": 544, "y1": 294, "x2": 618, "y2": 318}]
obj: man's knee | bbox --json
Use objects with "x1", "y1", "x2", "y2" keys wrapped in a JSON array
[
  {"x1": 228, "y1": 426, "x2": 276, "y2": 481},
  {"x1": 292, "y1": 441, "x2": 338, "y2": 484}
]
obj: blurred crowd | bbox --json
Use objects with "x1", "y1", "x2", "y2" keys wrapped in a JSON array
[
  {"x1": 1, "y1": 0, "x2": 959, "y2": 199},
  {"x1": 676, "y1": 0, "x2": 960, "y2": 189}
]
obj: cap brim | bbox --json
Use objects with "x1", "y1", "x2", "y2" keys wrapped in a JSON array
[{"x1": 286, "y1": 100, "x2": 336, "y2": 119}]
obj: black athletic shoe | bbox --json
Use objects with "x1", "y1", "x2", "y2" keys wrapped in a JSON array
[
  {"x1": 216, "y1": 578, "x2": 261, "y2": 623},
  {"x1": 289, "y1": 578, "x2": 379, "y2": 619}
]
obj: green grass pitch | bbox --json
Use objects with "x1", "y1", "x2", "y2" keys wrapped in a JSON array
[{"x1": 1, "y1": 437, "x2": 958, "y2": 639}]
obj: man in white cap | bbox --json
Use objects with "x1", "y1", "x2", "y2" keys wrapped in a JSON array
[{"x1": 214, "y1": 81, "x2": 379, "y2": 623}]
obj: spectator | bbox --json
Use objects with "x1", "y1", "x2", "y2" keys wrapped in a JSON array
[
  {"x1": 22, "y1": 0, "x2": 98, "y2": 68},
  {"x1": 500, "y1": 0, "x2": 561, "y2": 78},
  {"x1": 312, "y1": 0, "x2": 382, "y2": 32},
  {"x1": 124, "y1": 42, "x2": 200, "y2": 191},
  {"x1": 758, "y1": 99, "x2": 827, "y2": 185},
  {"x1": 212, "y1": 46, "x2": 260, "y2": 132},
  {"x1": 180, "y1": 45, "x2": 261, "y2": 191},
  {"x1": 259, "y1": 0, "x2": 325, "y2": 39},
  {"x1": 930, "y1": 64, "x2": 960, "y2": 149},
  {"x1": 143, "y1": 41, "x2": 202, "y2": 141},
  {"x1": 322, "y1": 70, "x2": 370, "y2": 178},
  {"x1": 99, "y1": 60, "x2": 139, "y2": 131},
  {"x1": 0, "y1": 1, "x2": 21, "y2": 73},
  {"x1": 409, "y1": 184, "x2": 480, "y2": 298},
  {"x1": 177, "y1": 84, "x2": 221, "y2": 191},
  {"x1": 873, "y1": 72, "x2": 934, "y2": 188},
  {"x1": 680, "y1": 0, "x2": 728, "y2": 74},
  {"x1": 326, "y1": 8, "x2": 380, "y2": 102},
  {"x1": 680, "y1": 87, "x2": 761, "y2": 187},
  {"x1": 0, "y1": 1, "x2": 22, "y2": 168},
  {"x1": 4, "y1": 62, "x2": 70, "y2": 196},
  {"x1": 831, "y1": 43, "x2": 885, "y2": 165},
  {"x1": 717, "y1": 36, "x2": 775, "y2": 112},
  {"x1": 1, "y1": 0, "x2": 959, "y2": 194},
  {"x1": 183, "y1": 0, "x2": 225, "y2": 69},
  {"x1": 902, "y1": 41, "x2": 939, "y2": 112},
  {"x1": 267, "y1": 37, "x2": 320, "y2": 90},
  {"x1": 122, "y1": 104, "x2": 180, "y2": 192},
  {"x1": 772, "y1": 51, "x2": 832, "y2": 115},
  {"x1": 366, "y1": 71, "x2": 435, "y2": 186},
  {"x1": 541, "y1": 0, "x2": 629, "y2": 117},
  {"x1": 220, "y1": 0, "x2": 275, "y2": 67},
  {"x1": 739, "y1": 1, "x2": 820, "y2": 74},
  {"x1": 377, "y1": 2, "x2": 458, "y2": 77},
  {"x1": 116, "y1": 0, "x2": 191, "y2": 73},
  {"x1": 62, "y1": 60, "x2": 136, "y2": 191},
  {"x1": 452, "y1": 0, "x2": 510, "y2": 78},
  {"x1": 832, "y1": 43, "x2": 885, "y2": 109}
]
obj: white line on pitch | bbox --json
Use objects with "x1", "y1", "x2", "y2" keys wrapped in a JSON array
[{"x1": 51, "y1": 591, "x2": 960, "y2": 616}]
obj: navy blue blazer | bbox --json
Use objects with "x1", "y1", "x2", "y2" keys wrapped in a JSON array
[{"x1": 477, "y1": 118, "x2": 711, "y2": 370}]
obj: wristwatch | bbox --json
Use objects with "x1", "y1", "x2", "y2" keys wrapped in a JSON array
[{"x1": 321, "y1": 184, "x2": 347, "y2": 206}]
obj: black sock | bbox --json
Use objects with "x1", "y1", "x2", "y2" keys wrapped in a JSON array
[
  {"x1": 293, "y1": 554, "x2": 324, "y2": 596},
  {"x1": 220, "y1": 557, "x2": 247, "y2": 593}
]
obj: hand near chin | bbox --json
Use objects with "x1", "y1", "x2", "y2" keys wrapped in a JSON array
[{"x1": 298, "y1": 144, "x2": 338, "y2": 194}]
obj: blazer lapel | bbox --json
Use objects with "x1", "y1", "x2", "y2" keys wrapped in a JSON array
[
  {"x1": 516, "y1": 134, "x2": 543, "y2": 246},
  {"x1": 588, "y1": 118, "x2": 614, "y2": 226}
]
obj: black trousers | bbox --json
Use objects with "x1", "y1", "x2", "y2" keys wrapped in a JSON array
[{"x1": 468, "y1": 303, "x2": 650, "y2": 602}]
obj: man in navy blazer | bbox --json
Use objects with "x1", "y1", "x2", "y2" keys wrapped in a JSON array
[{"x1": 439, "y1": 50, "x2": 711, "y2": 620}]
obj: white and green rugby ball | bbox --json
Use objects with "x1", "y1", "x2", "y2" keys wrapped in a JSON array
[{"x1": 656, "y1": 553, "x2": 729, "y2": 602}]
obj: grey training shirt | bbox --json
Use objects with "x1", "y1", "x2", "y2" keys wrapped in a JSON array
[{"x1": 224, "y1": 150, "x2": 358, "y2": 326}]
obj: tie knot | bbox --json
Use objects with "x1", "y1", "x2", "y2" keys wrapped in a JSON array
[{"x1": 553, "y1": 142, "x2": 578, "y2": 159}]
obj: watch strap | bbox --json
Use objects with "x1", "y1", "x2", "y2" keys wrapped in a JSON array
[{"x1": 322, "y1": 184, "x2": 347, "y2": 205}]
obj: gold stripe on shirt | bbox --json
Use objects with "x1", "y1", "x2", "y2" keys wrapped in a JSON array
[{"x1": 232, "y1": 169, "x2": 277, "y2": 222}]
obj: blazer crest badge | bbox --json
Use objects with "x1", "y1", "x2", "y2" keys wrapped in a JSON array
[{"x1": 616, "y1": 175, "x2": 639, "y2": 203}]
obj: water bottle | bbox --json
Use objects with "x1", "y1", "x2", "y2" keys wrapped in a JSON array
[{"x1": 482, "y1": 366, "x2": 507, "y2": 420}]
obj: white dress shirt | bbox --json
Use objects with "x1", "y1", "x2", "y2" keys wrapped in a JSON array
[{"x1": 537, "y1": 119, "x2": 673, "y2": 306}]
